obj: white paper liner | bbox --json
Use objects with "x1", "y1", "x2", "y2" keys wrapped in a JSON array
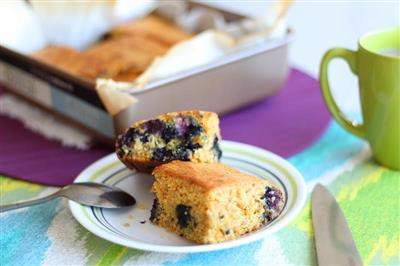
[
  {"x1": 96, "y1": 79, "x2": 138, "y2": 116},
  {"x1": 0, "y1": 1, "x2": 46, "y2": 54},
  {"x1": 135, "y1": 30, "x2": 236, "y2": 86},
  {"x1": 0, "y1": 0, "x2": 156, "y2": 52},
  {"x1": 30, "y1": 0, "x2": 156, "y2": 50}
]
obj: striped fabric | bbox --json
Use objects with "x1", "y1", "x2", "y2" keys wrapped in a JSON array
[{"x1": 1, "y1": 122, "x2": 399, "y2": 265}]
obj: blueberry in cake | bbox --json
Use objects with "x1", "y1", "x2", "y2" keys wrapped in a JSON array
[
  {"x1": 116, "y1": 111, "x2": 222, "y2": 173},
  {"x1": 150, "y1": 161, "x2": 285, "y2": 244}
]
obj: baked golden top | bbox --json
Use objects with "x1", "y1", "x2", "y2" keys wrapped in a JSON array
[
  {"x1": 31, "y1": 15, "x2": 192, "y2": 82},
  {"x1": 32, "y1": 45, "x2": 78, "y2": 65},
  {"x1": 153, "y1": 161, "x2": 266, "y2": 191},
  {"x1": 130, "y1": 110, "x2": 218, "y2": 131},
  {"x1": 111, "y1": 15, "x2": 192, "y2": 46}
]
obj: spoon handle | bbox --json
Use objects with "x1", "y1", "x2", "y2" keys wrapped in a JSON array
[{"x1": 0, "y1": 192, "x2": 59, "y2": 212}]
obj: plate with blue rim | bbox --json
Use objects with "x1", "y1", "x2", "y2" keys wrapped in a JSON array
[{"x1": 69, "y1": 140, "x2": 306, "y2": 253}]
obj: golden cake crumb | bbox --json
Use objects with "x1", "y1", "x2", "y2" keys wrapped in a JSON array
[
  {"x1": 150, "y1": 161, "x2": 285, "y2": 244},
  {"x1": 116, "y1": 111, "x2": 222, "y2": 173}
]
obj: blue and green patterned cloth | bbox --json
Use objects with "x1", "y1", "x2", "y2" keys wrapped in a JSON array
[{"x1": 1, "y1": 122, "x2": 399, "y2": 265}]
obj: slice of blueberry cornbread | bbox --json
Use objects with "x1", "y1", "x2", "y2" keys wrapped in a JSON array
[
  {"x1": 116, "y1": 111, "x2": 222, "y2": 173},
  {"x1": 150, "y1": 161, "x2": 285, "y2": 244}
]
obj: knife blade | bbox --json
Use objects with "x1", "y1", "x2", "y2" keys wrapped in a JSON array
[{"x1": 312, "y1": 184, "x2": 363, "y2": 266}]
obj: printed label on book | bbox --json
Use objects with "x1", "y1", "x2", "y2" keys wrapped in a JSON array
[
  {"x1": 0, "y1": 60, "x2": 115, "y2": 138},
  {"x1": 0, "y1": 61, "x2": 52, "y2": 107}
]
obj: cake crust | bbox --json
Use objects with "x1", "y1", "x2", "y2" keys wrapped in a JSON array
[
  {"x1": 31, "y1": 15, "x2": 191, "y2": 82},
  {"x1": 153, "y1": 161, "x2": 264, "y2": 191},
  {"x1": 110, "y1": 15, "x2": 192, "y2": 46}
]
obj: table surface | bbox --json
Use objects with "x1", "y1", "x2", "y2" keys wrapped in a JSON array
[
  {"x1": 1, "y1": 121, "x2": 399, "y2": 266},
  {"x1": 1, "y1": 3, "x2": 399, "y2": 264}
]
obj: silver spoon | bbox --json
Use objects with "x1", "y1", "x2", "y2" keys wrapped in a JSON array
[{"x1": 0, "y1": 182, "x2": 136, "y2": 212}]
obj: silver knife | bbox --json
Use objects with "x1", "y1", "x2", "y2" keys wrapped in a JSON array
[{"x1": 312, "y1": 184, "x2": 363, "y2": 266}]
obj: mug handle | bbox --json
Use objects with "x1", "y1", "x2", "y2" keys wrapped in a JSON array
[{"x1": 319, "y1": 48, "x2": 366, "y2": 139}]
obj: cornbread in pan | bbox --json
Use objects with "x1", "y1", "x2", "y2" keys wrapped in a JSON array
[
  {"x1": 110, "y1": 15, "x2": 192, "y2": 47},
  {"x1": 116, "y1": 111, "x2": 222, "y2": 173},
  {"x1": 150, "y1": 161, "x2": 285, "y2": 244},
  {"x1": 81, "y1": 35, "x2": 169, "y2": 80},
  {"x1": 32, "y1": 45, "x2": 79, "y2": 66},
  {"x1": 31, "y1": 15, "x2": 192, "y2": 82}
]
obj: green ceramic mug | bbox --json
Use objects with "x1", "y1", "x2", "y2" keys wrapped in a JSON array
[{"x1": 320, "y1": 27, "x2": 400, "y2": 170}]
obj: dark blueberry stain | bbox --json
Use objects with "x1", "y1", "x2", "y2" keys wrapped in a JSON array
[
  {"x1": 173, "y1": 145, "x2": 190, "y2": 161},
  {"x1": 120, "y1": 128, "x2": 139, "y2": 146},
  {"x1": 262, "y1": 186, "x2": 281, "y2": 222},
  {"x1": 140, "y1": 135, "x2": 149, "y2": 143},
  {"x1": 174, "y1": 142, "x2": 202, "y2": 161},
  {"x1": 117, "y1": 148, "x2": 125, "y2": 158},
  {"x1": 150, "y1": 198, "x2": 160, "y2": 222},
  {"x1": 142, "y1": 119, "x2": 165, "y2": 134},
  {"x1": 151, "y1": 143, "x2": 201, "y2": 162},
  {"x1": 176, "y1": 204, "x2": 192, "y2": 229},
  {"x1": 225, "y1": 229, "x2": 231, "y2": 235},
  {"x1": 263, "y1": 186, "x2": 281, "y2": 209},
  {"x1": 152, "y1": 148, "x2": 175, "y2": 162},
  {"x1": 152, "y1": 148, "x2": 166, "y2": 162},
  {"x1": 182, "y1": 117, "x2": 203, "y2": 139},
  {"x1": 147, "y1": 116, "x2": 207, "y2": 163},
  {"x1": 263, "y1": 211, "x2": 272, "y2": 222},
  {"x1": 186, "y1": 142, "x2": 202, "y2": 150},
  {"x1": 176, "y1": 116, "x2": 190, "y2": 135},
  {"x1": 185, "y1": 124, "x2": 203, "y2": 138},
  {"x1": 163, "y1": 149, "x2": 174, "y2": 160},
  {"x1": 212, "y1": 136, "x2": 222, "y2": 160},
  {"x1": 140, "y1": 220, "x2": 146, "y2": 224},
  {"x1": 161, "y1": 126, "x2": 178, "y2": 143}
]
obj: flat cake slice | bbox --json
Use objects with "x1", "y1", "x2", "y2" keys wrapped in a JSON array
[
  {"x1": 150, "y1": 161, "x2": 285, "y2": 244},
  {"x1": 110, "y1": 15, "x2": 193, "y2": 47},
  {"x1": 116, "y1": 111, "x2": 222, "y2": 173}
]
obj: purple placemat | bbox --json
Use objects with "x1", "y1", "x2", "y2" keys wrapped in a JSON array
[
  {"x1": 0, "y1": 68, "x2": 330, "y2": 186},
  {"x1": 221, "y1": 68, "x2": 331, "y2": 157}
]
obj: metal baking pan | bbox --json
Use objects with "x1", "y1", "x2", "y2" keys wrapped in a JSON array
[
  {"x1": 0, "y1": 2, "x2": 293, "y2": 145},
  {"x1": 116, "y1": 33, "x2": 292, "y2": 132}
]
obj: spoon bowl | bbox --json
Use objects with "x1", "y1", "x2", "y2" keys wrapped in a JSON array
[{"x1": 60, "y1": 182, "x2": 136, "y2": 208}]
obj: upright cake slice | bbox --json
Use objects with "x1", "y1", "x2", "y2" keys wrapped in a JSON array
[
  {"x1": 150, "y1": 161, "x2": 285, "y2": 244},
  {"x1": 116, "y1": 111, "x2": 222, "y2": 172}
]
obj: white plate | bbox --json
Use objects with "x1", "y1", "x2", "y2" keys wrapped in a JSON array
[{"x1": 69, "y1": 140, "x2": 306, "y2": 253}]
